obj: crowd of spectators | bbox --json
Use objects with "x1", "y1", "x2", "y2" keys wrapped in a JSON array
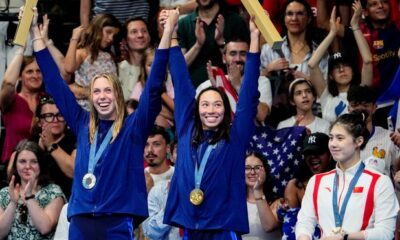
[{"x1": 0, "y1": 0, "x2": 400, "y2": 239}]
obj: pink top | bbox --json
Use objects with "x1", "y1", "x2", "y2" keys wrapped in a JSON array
[{"x1": 1, "y1": 94, "x2": 33, "y2": 163}]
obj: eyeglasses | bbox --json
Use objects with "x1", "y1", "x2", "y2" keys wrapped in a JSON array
[
  {"x1": 40, "y1": 112, "x2": 65, "y2": 123},
  {"x1": 285, "y1": 11, "x2": 307, "y2": 18},
  {"x1": 19, "y1": 204, "x2": 28, "y2": 224},
  {"x1": 245, "y1": 165, "x2": 263, "y2": 173}
]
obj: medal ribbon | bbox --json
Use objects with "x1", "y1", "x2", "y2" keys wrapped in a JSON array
[
  {"x1": 332, "y1": 162, "x2": 365, "y2": 228},
  {"x1": 194, "y1": 144, "x2": 216, "y2": 189},
  {"x1": 88, "y1": 124, "x2": 114, "y2": 173}
]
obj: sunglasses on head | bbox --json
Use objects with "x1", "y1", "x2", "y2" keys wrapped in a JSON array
[{"x1": 39, "y1": 94, "x2": 55, "y2": 105}]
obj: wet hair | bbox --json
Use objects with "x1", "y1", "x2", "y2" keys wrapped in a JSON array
[
  {"x1": 89, "y1": 73, "x2": 126, "y2": 143},
  {"x1": 282, "y1": 0, "x2": 315, "y2": 55},
  {"x1": 330, "y1": 111, "x2": 370, "y2": 150},
  {"x1": 347, "y1": 85, "x2": 378, "y2": 104},
  {"x1": 246, "y1": 151, "x2": 276, "y2": 203},
  {"x1": 192, "y1": 87, "x2": 232, "y2": 146},
  {"x1": 10, "y1": 140, "x2": 51, "y2": 187},
  {"x1": 79, "y1": 13, "x2": 121, "y2": 63},
  {"x1": 149, "y1": 125, "x2": 170, "y2": 144}
]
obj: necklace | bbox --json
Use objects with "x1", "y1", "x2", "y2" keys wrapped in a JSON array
[{"x1": 291, "y1": 43, "x2": 307, "y2": 55}]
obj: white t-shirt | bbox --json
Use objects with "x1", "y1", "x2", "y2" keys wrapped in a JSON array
[
  {"x1": 118, "y1": 60, "x2": 141, "y2": 101},
  {"x1": 277, "y1": 116, "x2": 330, "y2": 134},
  {"x1": 361, "y1": 126, "x2": 400, "y2": 176},
  {"x1": 145, "y1": 166, "x2": 175, "y2": 185},
  {"x1": 319, "y1": 88, "x2": 348, "y2": 123},
  {"x1": 242, "y1": 202, "x2": 282, "y2": 240}
]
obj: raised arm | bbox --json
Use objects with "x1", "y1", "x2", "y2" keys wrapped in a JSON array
[
  {"x1": 0, "y1": 46, "x2": 24, "y2": 112},
  {"x1": 31, "y1": 8, "x2": 86, "y2": 134},
  {"x1": 129, "y1": 10, "x2": 177, "y2": 135},
  {"x1": 80, "y1": 0, "x2": 91, "y2": 28},
  {"x1": 181, "y1": 17, "x2": 205, "y2": 66},
  {"x1": 317, "y1": 0, "x2": 346, "y2": 37},
  {"x1": 64, "y1": 26, "x2": 85, "y2": 77},
  {"x1": 166, "y1": 10, "x2": 197, "y2": 135},
  {"x1": 308, "y1": 7, "x2": 340, "y2": 97},
  {"x1": 351, "y1": 0, "x2": 373, "y2": 87},
  {"x1": 231, "y1": 16, "x2": 260, "y2": 142},
  {"x1": 39, "y1": 14, "x2": 68, "y2": 80}
]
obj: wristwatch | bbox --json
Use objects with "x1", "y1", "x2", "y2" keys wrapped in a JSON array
[{"x1": 48, "y1": 143, "x2": 59, "y2": 153}]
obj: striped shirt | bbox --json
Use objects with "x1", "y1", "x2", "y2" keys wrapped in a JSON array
[{"x1": 93, "y1": 0, "x2": 149, "y2": 23}]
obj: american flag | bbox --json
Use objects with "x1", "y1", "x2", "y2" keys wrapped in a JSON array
[{"x1": 248, "y1": 125, "x2": 307, "y2": 199}]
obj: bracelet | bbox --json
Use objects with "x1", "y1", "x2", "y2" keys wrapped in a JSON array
[
  {"x1": 255, "y1": 195, "x2": 266, "y2": 201},
  {"x1": 32, "y1": 37, "x2": 43, "y2": 42},
  {"x1": 352, "y1": 27, "x2": 360, "y2": 31},
  {"x1": 70, "y1": 38, "x2": 79, "y2": 42},
  {"x1": 25, "y1": 195, "x2": 35, "y2": 201}
]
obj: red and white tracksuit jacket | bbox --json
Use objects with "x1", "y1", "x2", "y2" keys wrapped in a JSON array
[{"x1": 296, "y1": 161, "x2": 399, "y2": 240}]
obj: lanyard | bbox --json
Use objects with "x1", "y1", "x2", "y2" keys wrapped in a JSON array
[
  {"x1": 88, "y1": 125, "x2": 114, "y2": 173},
  {"x1": 332, "y1": 162, "x2": 365, "y2": 228},
  {"x1": 194, "y1": 144, "x2": 216, "y2": 189}
]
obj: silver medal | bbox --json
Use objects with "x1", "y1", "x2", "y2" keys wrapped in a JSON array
[{"x1": 82, "y1": 173, "x2": 96, "y2": 189}]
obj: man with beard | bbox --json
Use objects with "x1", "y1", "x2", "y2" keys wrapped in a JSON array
[
  {"x1": 119, "y1": 17, "x2": 151, "y2": 100},
  {"x1": 177, "y1": 0, "x2": 249, "y2": 87},
  {"x1": 196, "y1": 38, "x2": 272, "y2": 122},
  {"x1": 144, "y1": 125, "x2": 174, "y2": 186}
]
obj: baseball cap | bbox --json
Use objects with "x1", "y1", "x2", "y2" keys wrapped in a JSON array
[
  {"x1": 328, "y1": 52, "x2": 353, "y2": 73},
  {"x1": 302, "y1": 132, "x2": 330, "y2": 155}
]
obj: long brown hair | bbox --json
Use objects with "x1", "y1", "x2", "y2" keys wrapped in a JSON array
[
  {"x1": 89, "y1": 73, "x2": 125, "y2": 143},
  {"x1": 79, "y1": 13, "x2": 121, "y2": 63}
]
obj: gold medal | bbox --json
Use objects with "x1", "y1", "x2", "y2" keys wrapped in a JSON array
[{"x1": 189, "y1": 189, "x2": 204, "y2": 205}]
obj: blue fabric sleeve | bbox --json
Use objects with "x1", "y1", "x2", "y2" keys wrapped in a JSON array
[
  {"x1": 169, "y1": 46, "x2": 196, "y2": 137},
  {"x1": 231, "y1": 52, "x2": 261, "y2": 143},
  {"x1": 34, "y1": 48, "x2": 87, "y2": 135},
  {"x1": 126, "y1": 48, "x2": 168, "y2": 139}
]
